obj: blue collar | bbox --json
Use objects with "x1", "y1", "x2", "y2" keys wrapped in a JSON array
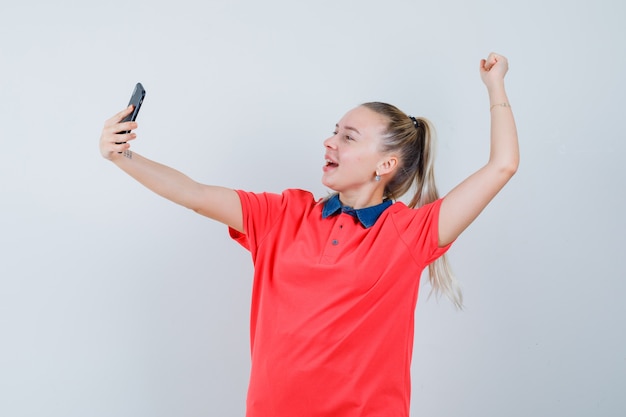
[{"x1": 322, "y1": 194, "x2": 393, "y2": 228}]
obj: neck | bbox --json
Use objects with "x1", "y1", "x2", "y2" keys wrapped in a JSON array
[{"x1": 338, "y1": 189, "x2": 386, "y2": 209}]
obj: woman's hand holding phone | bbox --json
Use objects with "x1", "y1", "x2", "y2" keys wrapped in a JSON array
[
  {"x1": 99, "y1": 106, "x2": 138, "y2": 160},
  {"x1": 100, "y1": 82, "x2": 146, "y2": 159}
]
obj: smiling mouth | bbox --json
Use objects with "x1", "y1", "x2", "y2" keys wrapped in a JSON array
[{"x1": 325, "y1": 159, "x2": 338, "y2": 168}]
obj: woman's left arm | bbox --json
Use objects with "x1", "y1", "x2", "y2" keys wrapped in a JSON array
[{"x1": 438, "y1": 52, "x2": 520, "y2": 247}]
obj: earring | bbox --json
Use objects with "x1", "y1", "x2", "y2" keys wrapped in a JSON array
[{"x1": 375, "y1": 173, "x2": 381, "y2": 182}]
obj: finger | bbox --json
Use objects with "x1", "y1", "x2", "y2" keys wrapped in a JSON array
[
  {"x1": 113, "y1": 132, "x2": 137, "y2": 144},
  {"x1": 104, "y1": 105, "x2": 134, "y2": 128},
  {"x1": 113, "y1": 142, "x2": 132, "y2": 155},
  {"x1": 489, "y1": 52, "x2": 508, "y2": 67},
  {"x1": 112, "y1": 133, "x2": 136, "y2": 155},
  {"x1": 489, "y1": 53, "x2": 509, "y2": 75},
  {"x1": 104, "y1": 120, "x2": 138, "y2": 136},
  {"x1": 115, "y1": 121, "x2": 138, "y2": 134},
  {"x1": 484, "y1": 54, "x2": 498, "y2": 71}
]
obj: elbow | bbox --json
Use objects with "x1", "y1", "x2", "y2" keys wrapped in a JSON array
[
  {"x1": 486, "y1": 159, "x2": 518, "y2": 184},
  {"x1": 492, "y1": 153, "x2": 519, "y2": 179},
  {"x1": 503, "y1": 157, "x2": 519, "y2": 178},
  {"x1": 499, "y1": 164, "x2": 518, "y2": 185}
]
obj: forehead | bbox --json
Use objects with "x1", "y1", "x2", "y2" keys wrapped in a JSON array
[{"x1": 338, "y1": 106, "x2": 389, "y2": 135}]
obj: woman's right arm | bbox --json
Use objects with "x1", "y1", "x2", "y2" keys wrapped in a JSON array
[{"x1": 100, "y1": 106, "x2": 244, "y2": 233}]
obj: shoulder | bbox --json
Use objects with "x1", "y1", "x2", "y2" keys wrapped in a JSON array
[
  {"x1": 385, "y1": 199, "x2": 445, "y2": 224},
  {"x1": 388, "y1": 198, "x2": 443, "y2": 213},
  {"x1": 236, "y1": 188, "x2": 319, "y2": 211},
  {"x1": 383, "y1": 199, "x2": 449, "y2": 257},
  {"x1": 276, "y1": 189, "x2": 319, "y2": 208},
  {"x1": 282, "y1": 188, "x2": 317, "y2": 201}
]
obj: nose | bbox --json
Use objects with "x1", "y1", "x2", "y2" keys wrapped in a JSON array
[{"x1": 323, "y1": 133, "x2": 337, "y2": 149}]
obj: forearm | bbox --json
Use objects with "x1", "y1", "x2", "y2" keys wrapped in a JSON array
[
  {"x1": 99, "y1": 107, "x2": 243, "y2": 230},
  {"x1": 438, "y1": 53, "x2": 520, "y2": 246},
  {"x1": 110, "y1": 150, "x2": 204, "y2": 210},
  {"x1": 487, "y1": 83, "x2": 520, "y2": 175}
]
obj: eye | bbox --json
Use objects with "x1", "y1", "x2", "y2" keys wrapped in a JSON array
[{"x1": 331, "y1": 129, "x2": 354, "y2": 142}]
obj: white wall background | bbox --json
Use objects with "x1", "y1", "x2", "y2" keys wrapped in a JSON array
[{"x1": 1, "y1": 0, "x2": 624, "y2": 416}]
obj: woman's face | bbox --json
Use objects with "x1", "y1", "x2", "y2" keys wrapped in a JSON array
[{"x1": 322, "y1": 106, "x2": 389, "y2": 197}]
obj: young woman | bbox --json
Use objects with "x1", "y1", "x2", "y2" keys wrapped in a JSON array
[{"x1": 99, "y1": 52, "x2": 518, "y2": 417}]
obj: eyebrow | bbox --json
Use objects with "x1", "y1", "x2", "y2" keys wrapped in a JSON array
[{"x1": 336, "y1": 124, "x2": 361, "y2": 135}]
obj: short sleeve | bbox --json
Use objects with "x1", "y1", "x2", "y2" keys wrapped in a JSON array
[
  {"x1": 390, "y1": 199, "x2": 453, "y2": 267},
  {"x1": 228, "y1": 189, "x2": 317, "y2": 257},
  {"x1": 228, "y1": 190, "x2": 284, "y2": 253}
]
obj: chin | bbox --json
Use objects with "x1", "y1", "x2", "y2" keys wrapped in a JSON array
[{"x1": 321, "y1": 176, "x2": 338, "y2": 191}]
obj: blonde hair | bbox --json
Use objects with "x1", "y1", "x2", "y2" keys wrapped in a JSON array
[{"x1": 362, "y1": 102, "x2": 463, "y2": 309}]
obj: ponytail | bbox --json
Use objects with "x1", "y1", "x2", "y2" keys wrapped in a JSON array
[
  {"x1": 361, "y1": 102, "x2": 463, "y2": 309},
  {"x1": 408, "y1": 117, "x2": 463, "y2": 309}
]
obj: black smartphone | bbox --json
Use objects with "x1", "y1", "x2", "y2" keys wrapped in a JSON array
[{"x1": 116, "y1": 82, "x2": 146, "y2": 145}]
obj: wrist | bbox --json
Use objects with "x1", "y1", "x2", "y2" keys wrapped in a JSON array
[
  {"x1": 488, "y1": 89, "x2": 508, "y2": 107},
  {"x1": 486, "y1": 81, "x2": 506, "y2": 96},
  {"x1": 108, "y1": 149, "x2": 133, "y2": 164},
  {"x1": 490, "y1": 102, "x2": 511, "y2": 112}
]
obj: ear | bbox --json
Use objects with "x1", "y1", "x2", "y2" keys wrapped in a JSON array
[{"x1": 377, "y1": 155, "x2": 398, "y2": 176}]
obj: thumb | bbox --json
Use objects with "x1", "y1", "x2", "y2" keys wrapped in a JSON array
[{"x1": 479, "y1": 58, "x2": 487, "y2": 72}]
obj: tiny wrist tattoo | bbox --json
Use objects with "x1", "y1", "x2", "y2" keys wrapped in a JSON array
[
  {"x1": 123, "y1": 149, "x2": 133, "y2": 159},
  {"x1": 490, "y1": 102, "x2": 511, "y2": 111}
]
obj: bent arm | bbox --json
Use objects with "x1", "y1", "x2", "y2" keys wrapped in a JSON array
[
  {"x1": 100, "y1": 107, "x2": 243, "y2": 233},
  {"x1": 438, "y1": 53, "x2": 519, "y2": 247}
]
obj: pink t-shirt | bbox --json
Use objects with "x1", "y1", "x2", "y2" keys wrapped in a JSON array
[{"x1": 229, "y1": 189, "x2": 451, "y2": 417}]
